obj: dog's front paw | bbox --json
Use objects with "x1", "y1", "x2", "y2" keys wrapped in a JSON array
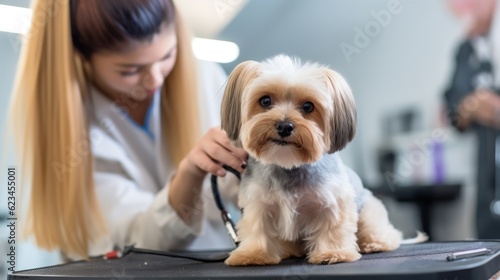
[
  {"x1": 225, "y1": 248, "x2": 281, "y2": 266},
  {"x1": 308, "y1": 249, "x2": 361, "y2": 265},
  {"x1": 359, "y1": 240, "x2": 399, "y2": 254}
]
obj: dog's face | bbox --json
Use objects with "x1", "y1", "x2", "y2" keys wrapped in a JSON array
[{"x1": 221, "y1": 55, "x2": 356, "y2": 169}]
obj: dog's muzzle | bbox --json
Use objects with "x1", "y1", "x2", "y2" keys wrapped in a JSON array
[{"x1": 276, "y1": 121, "x2": 294, "y2": 138}]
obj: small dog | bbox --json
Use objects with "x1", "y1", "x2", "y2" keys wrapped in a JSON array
[{"x1": 221, "y1": 55, "x2": 423, "y2": 266}]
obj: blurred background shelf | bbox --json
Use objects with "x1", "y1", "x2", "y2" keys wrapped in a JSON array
[{"x1": 369, "y1": 182, "x2": 462, "y2": 241}]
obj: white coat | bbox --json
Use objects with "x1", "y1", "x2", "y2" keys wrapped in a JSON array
[{"x1": 84, "y1": 60, "x2": 238, "y2": 257}]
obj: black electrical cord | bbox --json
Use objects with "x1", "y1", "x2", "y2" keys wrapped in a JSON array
[
  {"x1": 210, "y1": 165, "x2": 241, "y2": 247},
  {"x1": 131, "y1": 246, "x2": 230, "y2": 262},
  {"x1": 96, "y1": 166, "x2": 243, "y2": 263},
  {"x1": 97, "y1": 245, "x2": 229, "y2": 262}
]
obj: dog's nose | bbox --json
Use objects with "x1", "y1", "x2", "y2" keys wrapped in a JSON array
[{"x1": 276, "y1": 121, "x2": 294, "y2": 137}]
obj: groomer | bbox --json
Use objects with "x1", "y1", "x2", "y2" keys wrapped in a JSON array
[
  {"x1": 444, "y1": 0, "x2": 500, "y2": 238},
  {"x1": 8, "y1": 0, "x2": 246, "y2": 261}
]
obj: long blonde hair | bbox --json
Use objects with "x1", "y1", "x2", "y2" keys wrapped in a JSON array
[{"x1": 8, "y1": 0, "x2": 199, "y2": 259}]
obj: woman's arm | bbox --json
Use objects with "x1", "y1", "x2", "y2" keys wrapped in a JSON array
[
  {"x1": 92, "y1": 170, "x2": 201, "y2": 253},
  {"x1": 169, "y1": 127, "x2": 246, "y2": 225},
  {"x1": 168, "y1": 60, "x2": 247, "y2": 224}
]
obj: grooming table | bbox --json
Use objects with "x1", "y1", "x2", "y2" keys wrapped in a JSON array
[{"x1": 8, "y1": 240, "x2": 500, "y2": 280}]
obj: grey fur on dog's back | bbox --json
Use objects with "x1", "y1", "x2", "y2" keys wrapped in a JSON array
[{"x1": 242, "y1": 153, "x2": 370, "y2": 212}]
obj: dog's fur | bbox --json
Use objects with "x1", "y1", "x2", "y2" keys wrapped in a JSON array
[{"x1": 221, "y1": 55, "x2": 406, "y2": 266}]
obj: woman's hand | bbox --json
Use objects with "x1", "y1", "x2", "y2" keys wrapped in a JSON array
[
  {"x1": 182, "y1": 127, "x2": 248, "y2": 179},
  {"x1": 168, "y1": 127, "x2": 247, "y2": 224}
]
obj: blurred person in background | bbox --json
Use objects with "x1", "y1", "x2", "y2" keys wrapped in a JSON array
[{"x1": 444, "y1": 0, "x2": 500, "y2": 239}]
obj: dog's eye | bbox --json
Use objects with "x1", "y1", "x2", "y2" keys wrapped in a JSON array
[
  {"x1": 259, "y1": 96, "x2": 272, "y2": 107},
  {"x1": 302, "y1": 101, "x2": 314, "y2": 113}
]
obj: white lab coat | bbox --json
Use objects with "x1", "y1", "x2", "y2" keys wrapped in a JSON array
[{"x1": 84, "y1": 60, "x2": 238, "y2": 257}]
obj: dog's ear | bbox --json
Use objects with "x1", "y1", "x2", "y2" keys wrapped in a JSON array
[
  {"x1": 221, "y1": 60, "x2": 261, "y2": 144},
  {"x1": 324, "y1": 68, "x2": 357, "y2": 153}
]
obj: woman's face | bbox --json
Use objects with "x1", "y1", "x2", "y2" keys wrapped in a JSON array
[{"x1": 88, "y1": 24, "x2": 178, "y2": 102}]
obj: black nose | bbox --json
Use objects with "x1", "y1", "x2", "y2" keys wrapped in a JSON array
[{"x1": 276, "y1": 121, "x2": 294, "y2": 137}]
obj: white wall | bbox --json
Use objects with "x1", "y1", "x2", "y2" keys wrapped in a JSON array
[{"x1": 342, "y1": 0, "x2": 459, "y2": 182}]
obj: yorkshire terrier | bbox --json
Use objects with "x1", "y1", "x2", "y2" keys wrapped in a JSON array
[{"x1": 221, "y1": 55, "x2": 425, "y2": 266}]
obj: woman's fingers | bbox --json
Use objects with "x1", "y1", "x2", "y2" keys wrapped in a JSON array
[
  {"x1": 185, "y1": 127, "x2": 248, "y2": 177},
  {"x1": 194, "y1": 151, "x2": 227, "y2": 177},
  {"x1": 212, "y1": 129, "x2": 248, "y2": 161},
  {"x1": 200, "y1": 139, "x2": 246, "y2": 174}
]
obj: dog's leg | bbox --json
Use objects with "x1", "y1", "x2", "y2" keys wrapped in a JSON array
[
  {"x1": 225, "y1": 202, "x2": 285, "y2": 266},
  {"x1": 356, "y1": 195, "x2": 403, "y2": 253},
  {"x1": 306, "y1": 197, "x2": 361, "y2": 264}
]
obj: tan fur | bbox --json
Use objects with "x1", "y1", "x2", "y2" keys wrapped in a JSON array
[
  {"x1": 222, "y1": 55, "x2": 408, "y2": 266},
  {"x1": 324, "y1": 69, "x2": 357, "y2": 153},
  {"x1": 240, "y1": 104, "x2": 326, "y2": 168},
  {"x1": 221, "y1": 60, "x2": 261, "y2": 145},
  {"x1": 304, "y1": 191, "x2": 361, "y2": 264},
  {"x1": 356, "y1": 196, "x2": 403, "y2": 253},
  {"x1": 225, "y1": 171, "x2": 366, "y2": 266}
]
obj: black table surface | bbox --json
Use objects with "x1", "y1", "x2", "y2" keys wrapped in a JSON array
[{"x1": 8, "y1": 240, "x2": 500, "y2": 280}]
